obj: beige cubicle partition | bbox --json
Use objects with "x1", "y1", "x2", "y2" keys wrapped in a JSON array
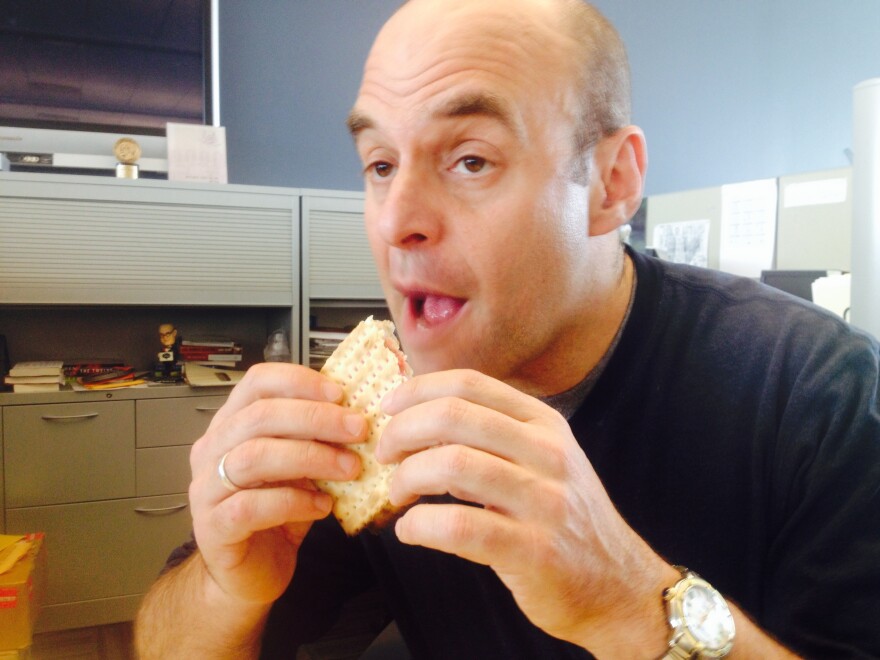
[{"x1": 776, "y1": 167, "x2": 852, "y2": 272}]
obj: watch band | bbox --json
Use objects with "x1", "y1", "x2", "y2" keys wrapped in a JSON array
[{"x1": 659, "y1": 565, "x2": 735, "y2": 660}]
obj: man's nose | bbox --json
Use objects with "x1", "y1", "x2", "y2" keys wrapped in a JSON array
[{"x1": 375, "y1": 166, "x2": 442, "y2": 248}]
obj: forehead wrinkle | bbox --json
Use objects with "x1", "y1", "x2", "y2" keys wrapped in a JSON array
[
  {"x1": 432, "y1": 91, "x2": 525, "y2": 143},
  {"x1": 354, "y1": 51, "x2": 537, "y2": 142},
  {"x1": 349, "y1": 87, "x2": 526, "y2": 149}
]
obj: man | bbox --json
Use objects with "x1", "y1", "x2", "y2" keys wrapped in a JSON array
[
  {"x1": 136, "y1": 1, "x2": 880, "y2": 658},
  {"x1": 155, "y1": 322, "x2": 183, "y2": 381}
]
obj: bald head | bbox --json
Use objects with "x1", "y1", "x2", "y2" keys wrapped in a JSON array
[
  {"x1": 554, "y1": 0, "x2": 632, "y2": 147},
  {"x1": 360, "y1": 0, "x2": 631, "y2": 154}
]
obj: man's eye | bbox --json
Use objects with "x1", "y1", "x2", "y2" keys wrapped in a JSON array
[
  {"x1": 367, "y1": 161, "x2": 395, "y2": 178},
  {"x1": 453, "y1": 156, "x2": 488, "y2": 174}
]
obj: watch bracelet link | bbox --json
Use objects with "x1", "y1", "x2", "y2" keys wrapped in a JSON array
[
  {"x1": 656, "y1": 565, "x2": 735, "y2": 660},
  {"x1": 659, "y1": 648, "x2": 697, "y2": 660}
]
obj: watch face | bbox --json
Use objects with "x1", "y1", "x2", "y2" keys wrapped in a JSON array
[{"x1": 682, "y1": 583, "x2": 735, "y2": 650}]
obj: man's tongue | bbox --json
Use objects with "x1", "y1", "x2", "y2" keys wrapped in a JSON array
[{"x1": 420, "y1": 294, "x2": 464, "y2": 326}]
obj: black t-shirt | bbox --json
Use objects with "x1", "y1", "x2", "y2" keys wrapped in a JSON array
[{"x1": 257, "y1": 249, "x2": 880, "y2": 658}]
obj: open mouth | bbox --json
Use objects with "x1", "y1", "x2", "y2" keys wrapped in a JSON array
[{"x1": 409, "y1": 292, "x2": 466, "y2": 328}]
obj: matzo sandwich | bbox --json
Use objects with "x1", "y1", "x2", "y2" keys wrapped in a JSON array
[{"x1": 316, "y1": 316, "x2": 412, "y2": 535}]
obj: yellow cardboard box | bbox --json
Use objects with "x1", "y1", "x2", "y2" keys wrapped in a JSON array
[{"x1": 0, "y1": 534, "x2": 45, "y2": 651}]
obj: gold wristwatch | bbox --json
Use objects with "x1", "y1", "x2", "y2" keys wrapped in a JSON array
[{"x1": 660, "y1": 566, "x2": 735, "y2": 659}]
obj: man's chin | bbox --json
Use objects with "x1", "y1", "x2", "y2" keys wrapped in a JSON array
[{"x1": 404, "y1": 346, "x2": 490, "y2": 378}]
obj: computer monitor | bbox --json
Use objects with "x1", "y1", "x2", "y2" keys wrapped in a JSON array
[{"x1": 759, "y1": 270, "x2": 830, "y2": 302}]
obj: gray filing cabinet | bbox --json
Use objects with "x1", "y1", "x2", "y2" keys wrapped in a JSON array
[
  {"x1": 0, "y1": 387, "x2": 228, "y2": 632},
  {"x1": 300, "y1": 192, "x2": 390, "y2": 367},
  {"x1": 0, "y1": 173, "x2": 380, "y2": 631}
]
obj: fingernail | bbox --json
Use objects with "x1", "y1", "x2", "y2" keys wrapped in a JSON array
[
  {"x1": 322, "y1": 381, "x2": 343, "y2": 401},
  {"x1": 314, "y1": 492, "x2": 333, "y2": 515},
  {"x1": 380, "y1": 389, "x2": 395, "y2": 412},
  {"x1": 337, "y1": 451, "x2": 358, "y2": 475},
  {"x1": 344, "y1": 413, "x2": 365, "y2": 437}
]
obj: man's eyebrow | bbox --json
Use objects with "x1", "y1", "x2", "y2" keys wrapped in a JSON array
[
  {"x1": 435, "y1": 92, "x2": 521, "y2": 137},
  {"x1": 346, "y1": 92, "x2": 521, "y2": 140},
  {"x1": 346, "y1": 109, "x2": 374, "y2": 138}
]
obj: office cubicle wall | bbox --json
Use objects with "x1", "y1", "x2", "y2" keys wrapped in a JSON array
[
  {"x1": 645, "y1": 167, "x2": 852, "y2": 276},
  {"x1": 645, "y1": 187, "x2": 722, "y2": 270},
  {"x1": 776, "y1": 168, "x2": 852, "y2": 272}
]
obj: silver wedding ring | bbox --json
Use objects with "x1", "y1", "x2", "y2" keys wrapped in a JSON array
[{"x1": 217, "y1": 451, "x2": 243, "y2": 492}]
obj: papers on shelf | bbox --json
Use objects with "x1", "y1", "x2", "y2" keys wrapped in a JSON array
[
  {"x1": 166, "y1": 122, "x2": 228, "y2": 184},
  {"x1": 184, "y1": 363, "x2": 245, "y2": 387},
  {"x1": 7, "y1": 361, "x2": 63, "y2": 378},
  {"x1": 5, "y1": 361, "x2": 64, "y2": 393}
]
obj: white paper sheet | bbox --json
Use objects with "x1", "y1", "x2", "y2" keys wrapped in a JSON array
[
  {"x1": 783, "y1": 177, "x2": 848, "y2": 208},
  {"x1": 166, "y1": 123, "x2": 228, "y2": 184},
  {"x1": 652, "y1": 219, "x2": 710, "y2": 267},
  {"x1": 719, "y1": 179, "x2": 778, "y2": 277}
]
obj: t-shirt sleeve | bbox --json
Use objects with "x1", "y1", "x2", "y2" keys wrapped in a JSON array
[
  {"x1": 259, "y1": 515, "x2": 378, "y2": 658},
  {"x1": 764, "y1": 326, "x2": 880, "y2": 658},
  {"x1": 158, "y1": 517, "x2": 377, "y2": 657}
]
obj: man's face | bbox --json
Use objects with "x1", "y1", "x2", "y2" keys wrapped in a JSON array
[
  {"x1": 159, "y1": 325, "x2": 177, "y2": 349},
  {"x1": 351, "y1": 0, "x2": 597, "y2": 388}
]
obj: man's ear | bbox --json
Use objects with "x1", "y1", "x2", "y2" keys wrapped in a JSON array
[{"x1": 588, "y1": 126, "x2": 648, "y2": 237}]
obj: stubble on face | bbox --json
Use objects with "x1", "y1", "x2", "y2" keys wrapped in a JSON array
[{"x1": 354, "y1": 0, "x2": 623, "y2": 395}]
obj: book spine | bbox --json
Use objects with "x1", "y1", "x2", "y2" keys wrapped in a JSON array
[
  {"x1": 181, "y1": 340, "x2": 240, "y2": 348},
  {"x1": 179, "y1": 347, "x2": 241, "y2": 355},
  {"x1": 64, "y1": 364, "x2": 127, "y2": 377},
  {"x1": 181, "y1": 353, "x2": 243, "y2": 362}
]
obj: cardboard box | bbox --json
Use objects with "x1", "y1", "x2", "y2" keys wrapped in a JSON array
[{"x1": 0, "y1": 534, "x2": 45, "y2": 652}]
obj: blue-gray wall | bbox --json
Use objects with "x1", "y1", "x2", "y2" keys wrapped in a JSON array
[{"x1": 219, "y1": 1, "x2": 880, "y2": 196}]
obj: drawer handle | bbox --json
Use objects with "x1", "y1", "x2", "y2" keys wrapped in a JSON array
[
  {"x1": 41, "y1": 413, "x2": 99, "y2": 422},
  {"x1": 134, "y1": 503, "x2": 189, "y2": 515},
  {"x1": 195, "y1": 406, "x2": 221, "y2": 413}
]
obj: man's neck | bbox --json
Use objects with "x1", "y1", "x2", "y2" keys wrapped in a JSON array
[{"x1": 512, "y1": 245, "x2": 635, "y2": 398}]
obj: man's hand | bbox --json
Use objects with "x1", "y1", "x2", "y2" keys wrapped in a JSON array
[
  {"x1": 187, "y1": 362, "x2": 366, "y2": 607},
  {"x1": 376, "y1": 369, "x2": 675, "y2": 656}
]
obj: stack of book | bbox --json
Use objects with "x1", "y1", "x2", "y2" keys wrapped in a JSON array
[
  {"x1": 4, "y1": 361, "x2": 65, "y2": 393},
  {"x1": 179, "y1": 339, "x2": 243, "y2": 368},
  {"x1": 64, "y1": 359, "x2": 127, "y2": 380},
  {"x1": 74, "y1": 366, "x2": 146, "y2": 391}
]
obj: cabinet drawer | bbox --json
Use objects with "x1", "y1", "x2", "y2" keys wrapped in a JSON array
[
  {"x1": 4, "y1": 401, "x2": 135, "y2": 507},
  {"x1": 137, "y1": 446, "x2": 192, "y2": 496},
  {"x1": 136, "y1": 395, "x2": 226, "y2": 448},
  {"x1": 5, "y1": 495, "x2": 191, "y2": 607}
]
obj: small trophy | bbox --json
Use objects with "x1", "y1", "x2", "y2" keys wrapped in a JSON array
[{"x1": 114, "y1": 137, "x2": 141, "y2": 179}]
